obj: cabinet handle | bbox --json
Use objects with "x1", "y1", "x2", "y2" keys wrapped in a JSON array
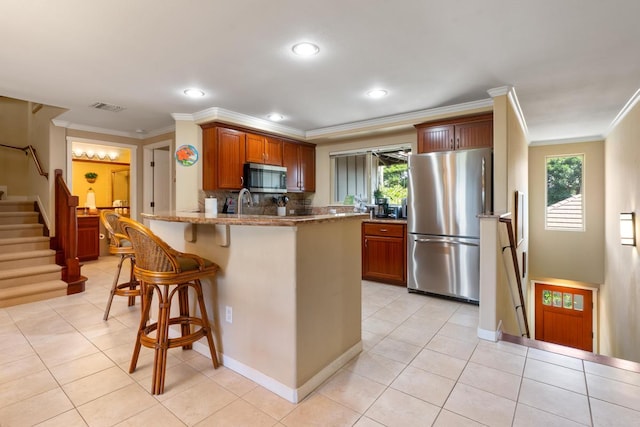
[
  {"x1": 450, "y1": 138, "x2": 454, "y2": 150},
  {"x1": 364, "y1": 238, "x2": 367, "y2": 248},
  {"x1": 456, "y1": 137, "x2": 460, "y2": 149},
  {"x1": 380, "y1": 228, "x2": 388, "y2": 232},
  {"x1": 240, "y1": 176, "x2": 244, "y2": 185}
]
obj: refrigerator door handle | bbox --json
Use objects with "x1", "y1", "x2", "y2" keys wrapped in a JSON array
[{"x1": 415, "y1": 238, "x2": 479, "y2": 247}]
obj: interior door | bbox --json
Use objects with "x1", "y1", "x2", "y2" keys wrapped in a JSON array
[
  {"x1": 535, "y1": 283, "x2": 593, "y2": 352},
  {"x1": 152, "y1": 148, "x2": 170, "y2": 213}
]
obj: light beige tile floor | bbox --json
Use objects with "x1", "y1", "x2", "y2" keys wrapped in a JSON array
[{"x1": 2, "y1": 256, "x2": 640, "y2": 426}]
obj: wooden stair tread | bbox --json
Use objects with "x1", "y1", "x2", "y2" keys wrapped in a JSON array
[
  {"x1": 0, "y1": 264, "x2": 62, "y2": 280},
  {"x1": 0, "y1": 249, "x2": 55, "y2": 262},
  {"x1": 0, "y1": 280, "x2": 67, "y2": 298},
  {"x1": 0, "y1": 236, "x2": 49, "y2": 245},
  {"x1": 0, "y1": 212, "x2": 38, "y2": 217},
  {"x1": 0, "y1": 223, "x2": 43, "y2": 230}
]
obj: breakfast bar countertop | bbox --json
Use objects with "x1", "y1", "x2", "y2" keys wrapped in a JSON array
[{"x1": 142, "y1": 210, "x2": 368, "y2": 226}]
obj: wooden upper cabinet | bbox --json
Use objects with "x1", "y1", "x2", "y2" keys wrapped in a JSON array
[
  {"x1": 455, "y1": 118, "x2": 493, "y2": 150},
  {"x1": 245, "y1": 133, "x2": 266, "y2": 164},
  {"x1": 283, "y1": 141, "x2": 315, "y2": 192},
  {"x1": 283, "y1": 141, "x2": 301, "y2": 192},
  {"x1": 299, "y1": 144, "x2": 315, "y2": 192},
  {"x1": 264, "y1": 137, "x2": 283, "y2": 166},
  {"x1": 202, "y1": 126, "x2": 246, "y2": 190},
  {"x1": 416, "y1": 113, "x2": 493, "y2": 153},
  {"x1": 418, "y1": 124, "x2": 455, "y2": 153},
  {"x1": 246, "y1": 133, "x2": 283, "y2": 165}
]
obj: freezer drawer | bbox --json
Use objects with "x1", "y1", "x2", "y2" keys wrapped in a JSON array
[{"x1": 408, "y1": 234, "x2": 479, "y2": 302}]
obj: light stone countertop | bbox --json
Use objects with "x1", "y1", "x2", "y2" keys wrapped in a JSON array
[{"x1": 142, "y1": 210, "x2": 368, "y2": 226}]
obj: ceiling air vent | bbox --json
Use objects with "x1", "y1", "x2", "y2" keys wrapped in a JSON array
[{"x1": 89, "y1": 102, "x2": 126, "y2": 113}]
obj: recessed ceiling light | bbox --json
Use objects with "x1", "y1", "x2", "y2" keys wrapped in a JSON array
[
  {"x1": 267, "y1": 113, "x2": 284, "y2": 122},
  {"x1": 292, "y1": 42, "x2": 320, "y2": 56},
  {"x1": 367, "y1": 89, "x2": 388, "y2": 99},
  {"x1": 183, "y1": 88, "x2": 205, "y2": 98}
]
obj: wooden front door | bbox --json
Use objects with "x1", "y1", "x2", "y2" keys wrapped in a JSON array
[{"x1": 535, "y1": 283, "x2": 593, "y2": 352}]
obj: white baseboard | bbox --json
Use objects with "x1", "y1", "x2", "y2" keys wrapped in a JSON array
[
  {"x1": 192, "y1": 339, "x2": 362, "y2": 403},
  {"x1": 477, "y1": 320, "x2": 503, "y2": 342}
]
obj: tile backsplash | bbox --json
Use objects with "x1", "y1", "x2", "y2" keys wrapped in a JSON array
[{"x1": 200, "y1": 190, "x2": 316, "y2": 216}]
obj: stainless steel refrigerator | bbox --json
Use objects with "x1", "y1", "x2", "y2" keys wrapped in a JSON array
[{"x1": 407, "y1": 148, "x2": 492, "y2": 302}]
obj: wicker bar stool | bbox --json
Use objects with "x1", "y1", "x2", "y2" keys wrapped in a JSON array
[
  {"x1": 119, "y1": 216, "x2": 220, "y2": 395},
  {"x1": 100, "y1": 210, "x2": 142, "y2": 321}
]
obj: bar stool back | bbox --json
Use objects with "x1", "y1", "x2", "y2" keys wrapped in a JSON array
[
  {"x1": 119, "y1": 216, "x2": 220, "y2": 394},
  {"x1": 100, "y1": 210, "x2": 142, "y2": 320}
]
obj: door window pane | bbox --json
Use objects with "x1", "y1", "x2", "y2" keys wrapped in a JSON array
[
  {"x1": 553, "y1": 291, "x2": 562, "y2": 307},
  {"x1": 545, "y1": 154, "x2": 584, "y2": 231},
  {"x1": 542, "y1": 290, "x2": 552, "y2": 306},
  {"x1": 574, "y1": 294, "x2": 584, "y2": 311},
  {"x1": 563, "y1": 292, "x2": 573, "y2": 309}
]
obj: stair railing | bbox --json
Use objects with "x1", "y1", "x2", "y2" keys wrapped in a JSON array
[
  {"x1": 498, "y1": 216, "x2": 530, "y2": 338},
  {"x1": 54, "y1": 169, "x2": 85, "y2": 294},
  {"x1": 0, "y1": 143, "x2": 48, "y2": 179}
]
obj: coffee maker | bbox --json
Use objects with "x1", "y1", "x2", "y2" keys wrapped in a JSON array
[{"x1": 375, "y1": 197, "x2": 389, "y2": 218}]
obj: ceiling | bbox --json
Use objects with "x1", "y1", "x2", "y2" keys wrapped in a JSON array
[{"x1": 2, "y1": 1, "x2": 639, "y2": 143}]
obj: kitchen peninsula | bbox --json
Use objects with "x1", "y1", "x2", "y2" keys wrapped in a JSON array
[{"x1": 141, "y1": 211, "x2": 366, "y2": 403}]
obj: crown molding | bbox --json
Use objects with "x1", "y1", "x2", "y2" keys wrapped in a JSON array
[
  {"x1": 507, "y1": 88, "x2": 529, "y2": 142},
  {"x1": 52, "y1": 119, "x2": 151, "y2": 139},
  {"x1": 487, "y1": 86, "x2": 511, "y2": 97},
  {"x1": 305, "y1": 98, "x2": 494, "y2": 140},
  {"x1": 607, "y1": 87, "x2": 640, "y2": 136},
  {"x1": 528, "y1": 134, "x2": 604, "y2": 146},
  {"x1": 176, "y1": 107, "x2": 306, "y2": 139},
  {"x1": 487, "y1": 86, "x2": 530, "y2": 144}
]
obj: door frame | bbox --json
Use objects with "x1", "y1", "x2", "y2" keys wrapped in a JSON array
[
  {"x1": 142, "y1": 140, "x2": 173, "y2": 219},
  {"x1": 529, "y1": 280, "x2": 599, "y2": 353},
  {"x1": 66, "y1": 136, "x2": 138, "y2": 219}
]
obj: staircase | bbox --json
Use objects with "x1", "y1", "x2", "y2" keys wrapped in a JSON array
[{"x1": 0, "y1": 200, "x2": 67, "y2": 308}]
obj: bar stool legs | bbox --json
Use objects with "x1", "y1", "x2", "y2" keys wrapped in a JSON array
[
  {"x1": 103, "y1": 253, "x2": 139, "y2": 321},
  {"x1": 129, "y1": 279, "x2": 219, "y2": 395}
]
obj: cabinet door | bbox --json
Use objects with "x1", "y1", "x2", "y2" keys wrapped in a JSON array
[
  {"x1": 282, "y1": 141, "x2": 301, "y2": 191},
  {"x1": 217, "y1": 128, "x2": 246, "y2": 189},
  {"x1": 298, "y1": 144, "x2": 315, "y2": 192},
  {"x1": 455, "y1": 119, "x2": 493, "y2": 150},
  {"x1": 245, "y1": 133, "x2": 266, "y2": 164},
  {"x1": 202, "y1": 127, "x2": 217, "y2": 190},
  {"x1": 77, "y1": 216, "x2": 99, "y2": 261},
  {"x1": 362, "y1": 235, "x2": 406, "y2": 285},
  {"x1": 418, "y1": 125, "x2": 454, "y2": 153},
  {"x1": 264, "y1": 137, "x2": 283, "y2": 166}
]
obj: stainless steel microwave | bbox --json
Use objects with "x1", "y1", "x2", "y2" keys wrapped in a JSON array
[{"x1": 243, "y1": 163, "x2": 287, "y2": 193}]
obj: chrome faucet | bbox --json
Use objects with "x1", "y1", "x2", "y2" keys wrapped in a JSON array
[{"x1": 237, "y1": 188, "x2": 253, "y2": 214}]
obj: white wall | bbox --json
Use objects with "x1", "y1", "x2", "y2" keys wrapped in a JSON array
[
  {"x1": 602, "y1": 100, "x2": 640, "y2": 362},
  {"x1": 528, "y1": 141, "x2": 605, "y2": 284}
]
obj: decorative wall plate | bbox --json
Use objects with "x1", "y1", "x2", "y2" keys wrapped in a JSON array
[{"x1": 175, "y1": 144, "x2": 198, "y2": 166}]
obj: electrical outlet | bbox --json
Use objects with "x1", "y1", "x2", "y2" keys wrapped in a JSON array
[{"x1": 225, "y1": 306, "x2": 233, "y2": 323}]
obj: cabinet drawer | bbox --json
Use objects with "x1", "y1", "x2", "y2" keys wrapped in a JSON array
[{"x1": 363, "y1": 222, "x2": 405, "y2": 238}]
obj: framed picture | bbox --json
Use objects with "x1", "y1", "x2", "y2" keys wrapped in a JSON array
[{"x1": 514, "y1": 191, "x2": 525, "y2": 247}]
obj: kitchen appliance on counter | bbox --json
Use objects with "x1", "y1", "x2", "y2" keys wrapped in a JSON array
[
  {"x1": 387, "y1": 206, "x2": 402, "y2": 219},
  {"x1": 375, "y1": 197, "x2": 389, "y2": 218},
  {"x1": 407, "y1": 148, "x2": 492, "y2": 302}
]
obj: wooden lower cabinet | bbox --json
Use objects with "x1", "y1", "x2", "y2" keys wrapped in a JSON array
[
  {"x1": 362, "y1": 221, "x2": 407, "y2": 286},
  {"x1": 77, "y1": 215, "x2": 100, "y2": 261}
]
